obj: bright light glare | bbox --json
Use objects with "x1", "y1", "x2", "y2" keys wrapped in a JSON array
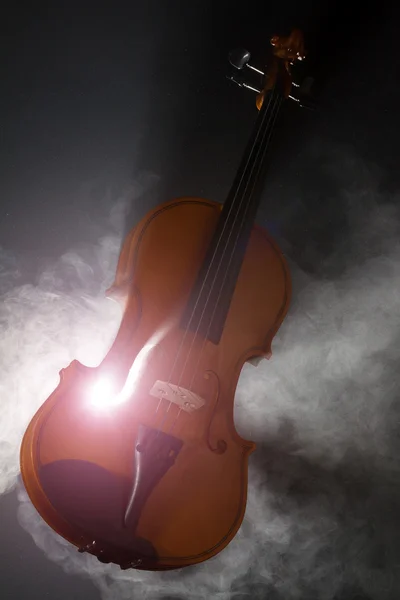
[
  {"x1": 87, "y1": 343, "x2": 156, "y2": 411},
  {"x1": 89, "y1": 344, "x2": 153, "y2": 409},
  {"x1": 88, "y1": 376, "x2": 122, "y2": 410}
]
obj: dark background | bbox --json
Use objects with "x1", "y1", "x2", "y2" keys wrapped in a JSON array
[{"x1": 2, "y1": 2, "x2": 400, "y2": 599}]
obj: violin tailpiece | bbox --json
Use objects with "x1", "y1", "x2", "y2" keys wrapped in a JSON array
[{"x1": 123, "y1": 423, "x2": 184, "y2": 531}]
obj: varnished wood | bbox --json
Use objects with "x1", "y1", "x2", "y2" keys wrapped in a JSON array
[
  {"x1": 20, "y1": 197, "x2": 291, "y2": 569},
  {"x1": 20, "y1": 29, "x2": 305, "y2": 571}
]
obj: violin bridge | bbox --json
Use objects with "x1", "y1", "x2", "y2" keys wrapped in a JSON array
[{"x1": 149, "y1": 380, "x2": 205, "y2": 413}]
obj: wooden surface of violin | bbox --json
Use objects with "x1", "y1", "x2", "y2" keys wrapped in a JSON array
[{"x1": 20, "y1": 30, "x2": 305, "y2": 571}]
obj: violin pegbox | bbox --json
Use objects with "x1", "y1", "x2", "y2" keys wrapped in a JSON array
[
  {"x1": 262, "y1": 29, "x2": 306, "y2": 100},
  {"x1": 269, "y1": 31, "x2": 316, "y2": 109},
  {"x1": 227, "y1": 29, "x2": 314, "y2": 110}
]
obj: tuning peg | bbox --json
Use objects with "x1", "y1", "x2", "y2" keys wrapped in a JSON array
[
  {"x1": 290, "y1": 77, "x2": 317, "y2": 110},
  {"x1": 288, "y1": 95, "x2": 316, "y2": 110},
  {"x1": 228, "y1": 48, "x2": 265, "y2": 76},
  {"x1": 226, "y1": 73, "x2": 261, "y2": 93},
  {"x1": 227, "y1": 74, "x2": 316, "y2": 109}
]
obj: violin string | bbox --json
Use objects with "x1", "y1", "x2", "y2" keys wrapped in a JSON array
[
  {"x1": 180, "y1": 90, "x2": 283, "y2": 392},
  {"x1": 165, "y1": 90, "x2": 282, "y2": 433},
  {"x1": 186, "y1": 93, "x2": 283, "y2": 393},
  {"x1": 164, "y1": 86, "x2": 277, "y2": 393},
  {"x1": 175, "y1": 90, "x2": 278, "y2": 385},
  {"x1": 177, "y1": 88, "x2": 279, "y2": 389}
]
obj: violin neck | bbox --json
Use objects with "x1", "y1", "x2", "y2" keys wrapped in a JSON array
[{"x1": 181, "y1": 86, "x2": 284, "y2": 344}]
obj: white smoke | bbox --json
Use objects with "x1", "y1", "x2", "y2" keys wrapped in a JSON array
[{"x1": 2, "y1": 144, "x2": 400, "y2": 599}]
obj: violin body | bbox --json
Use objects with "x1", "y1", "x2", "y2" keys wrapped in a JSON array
[
  {"x1": 20, "y1": 196, "x2": 290, "y2": 570},
  {"x1": 20, "y1": 29, "x2": 307, "y2": 571}
]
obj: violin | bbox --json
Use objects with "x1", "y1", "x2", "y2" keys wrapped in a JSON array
[{"x1": 20, "y1": 30, "x2": 306, "y2": 571}]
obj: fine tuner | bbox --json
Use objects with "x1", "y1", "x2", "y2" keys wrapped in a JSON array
[{"x1": 227, "y1": 46, "x2": 315, "y2": 110}]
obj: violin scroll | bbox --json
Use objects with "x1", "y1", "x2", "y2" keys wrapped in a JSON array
[{"x1": 270, "y1": 29, "x2": 306, "y2": 65}]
